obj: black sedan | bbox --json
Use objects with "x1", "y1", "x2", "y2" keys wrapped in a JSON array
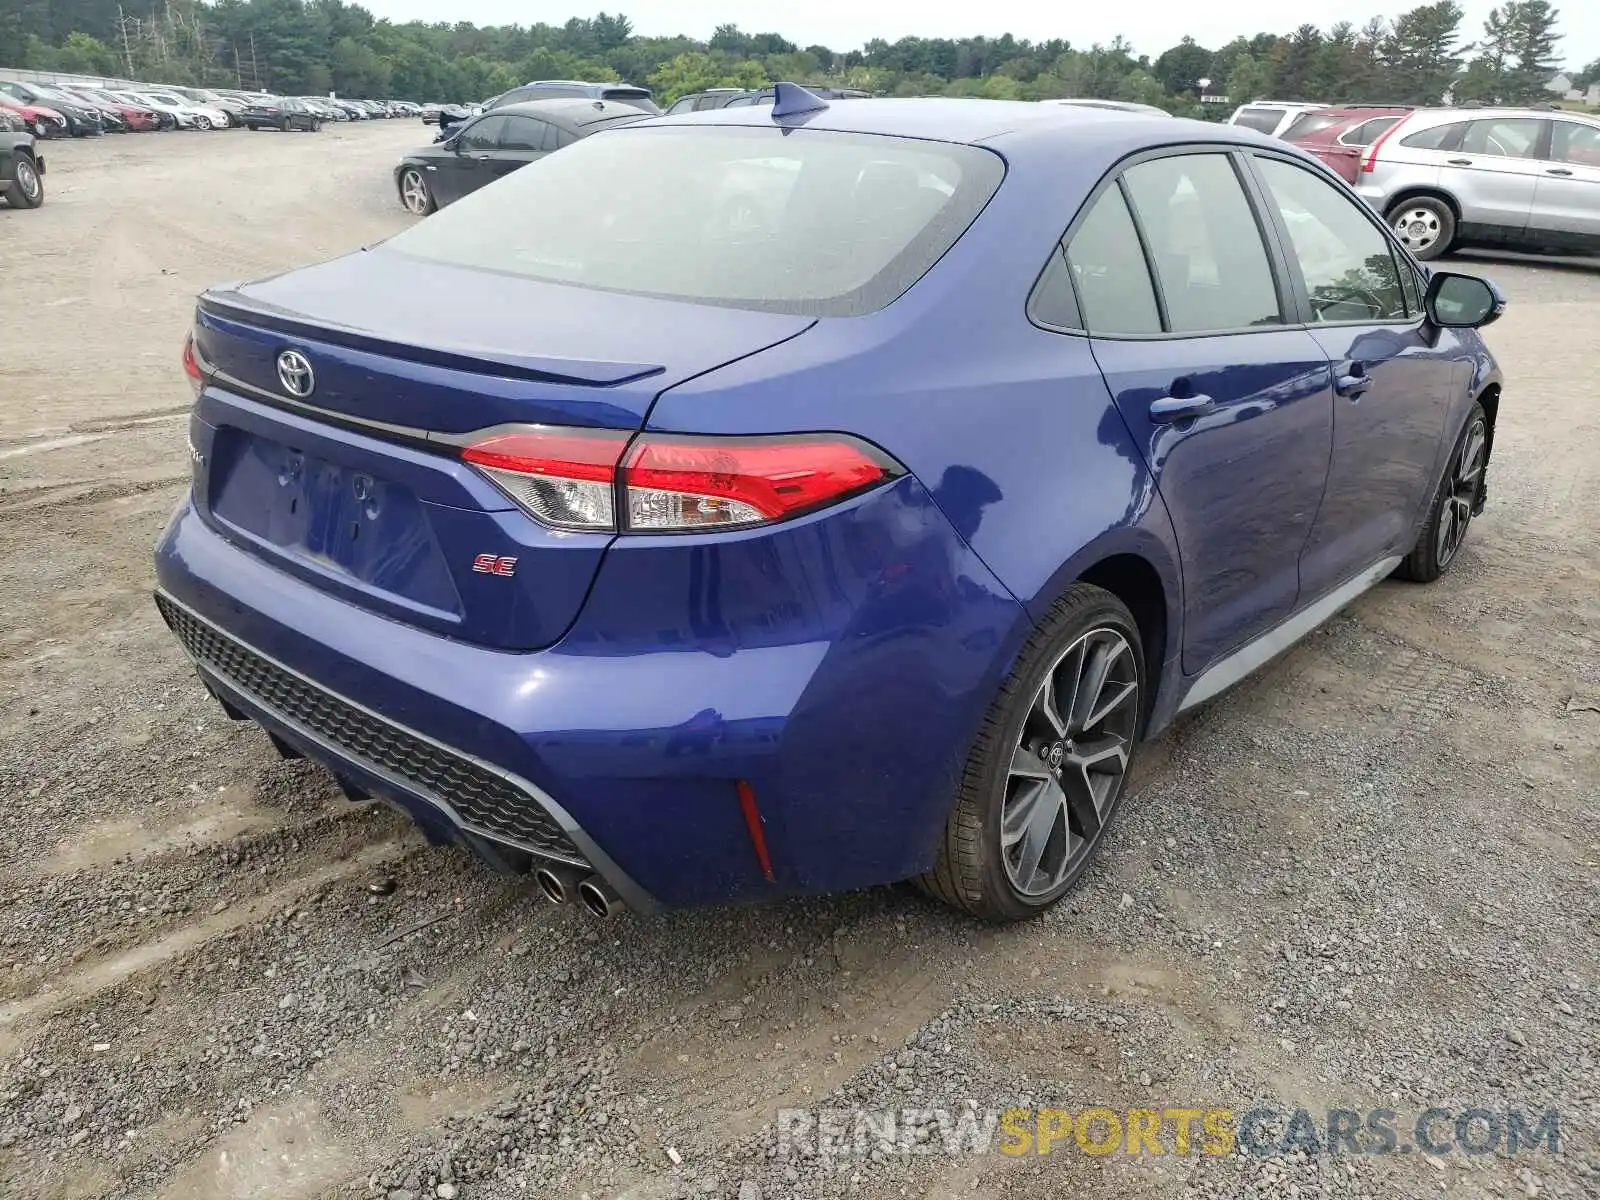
[
  {"x1": 242, "y1": 98, "x2": 323, "y2": 132},
  {"x1": 394, "y1": 98, "x2": 647, "y2": 215},
  {"x1": 1, "y1": 122, "x2": 44, "y2": 209}
]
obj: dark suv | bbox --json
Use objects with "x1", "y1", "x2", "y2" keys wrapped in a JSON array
[
  {"x1": 487, "y1": 81, "x2": 659, "y2": 115},
  {"x1": 1, "y1": 119, "x2": 44, "y2": 209}
]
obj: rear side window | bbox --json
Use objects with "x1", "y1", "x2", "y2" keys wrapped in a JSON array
[
  {"x1": 1233, "y1": 107, "x2": 1285, "y2": 134},
  {"x1": 1400, "y1": 122, "x2": 1465, "y2": 151},
  {"x1": 1065, "y1": 187, "x2": 1161, "y2": 336},
  {"x1": 1339, "y1": 116, "x2": 1402, "y2": 146},
  {"x1": 499, "y1": 116, "x2": 547, "y2": 151},
  {"x1": 385, "y1": 125, "x2": 1004, "y2": 317},
  {"x1": 1255, "y1": 157, "x2": 1407, "y2": 323},
  {"x1": 1121, "y1": 154, "x2": 1282, "y2": 333},
  {"x1": 664, "y1": 97, "x2": 696, "y2": 115},
  {"x1": 1028, "y1": 245, "x2": 1082, "y2": 330}
]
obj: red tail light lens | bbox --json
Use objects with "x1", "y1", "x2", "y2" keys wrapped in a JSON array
[
  {"x1": 1360, "y1": 118, "x2": 1404, "y2": 174},
  {"x1": 623, "y1": 434, "x2": 899, "y2": 531},
  {"x1": 181, "y1": 332, "x2": 204, "y2": 397},
  {"x1": 461, "y1": 429, "x2": 628, "y2": 531},
  {"x1": 459, "y1": 429, "x2": 901, "y2": 533}
]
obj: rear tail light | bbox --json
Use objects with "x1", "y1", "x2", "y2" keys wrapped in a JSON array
[
  {"x1": 461, "y1": 430, "x2": 627, "y2": 530},
  {"x1": 1360, "y1": 118, "x2": 1404, "y2": 174},
  {"x1": 461, "y1": 427, "x2": 902, "y2": 533},
  {"x1": 181, "y1": 332, "x2": 204, "y2": 397}
]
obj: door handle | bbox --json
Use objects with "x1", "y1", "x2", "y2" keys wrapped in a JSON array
[
  {"x1": 1545, "y1": 167, "x2": 1574, "y2": 176},
  {"x1": 1334, "y1": 364, "x2": 1371, "y2": 398},
  {"x1": 1445, "y1": 157, "x2": 1473, "y2": 166},
  {"x1": 1148, "y1": 394, "x2": 1216, "y2": 422}
]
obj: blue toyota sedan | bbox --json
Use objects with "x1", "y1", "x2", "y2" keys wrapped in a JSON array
[{"x1": 156, "y1": 87, "x2": 1504, "y2": 922}]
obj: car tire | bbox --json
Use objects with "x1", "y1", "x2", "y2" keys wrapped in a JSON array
[
  {"x1": 194, "y1": 114, "x2": 212, "y2": 131},
  {"x1": 398, "y1": 167, "x2": 436, "y2": 215},
  {"x1": 246, "y1": 123, "x2": 258, "y2": 131},
  {"x1": 312, "y1": 120, "x2": 323, "y2": 132},
  {"x1": 919, "y1": 582, "x2": 1145, "y2": 922},
  {"x1": 1395, "y1": 402, "x2": 1488, "y2": 584},
  {"x1": 4, "y1": 153, "x2": 45, "y2": 209},
  {"x1": 1388, "y1": 196, "x2": 1455, "y2": 261}
]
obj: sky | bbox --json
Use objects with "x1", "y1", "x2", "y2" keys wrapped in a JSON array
[{"x1": 358, "y1": 0, "x2": 1599, "y2": 69}]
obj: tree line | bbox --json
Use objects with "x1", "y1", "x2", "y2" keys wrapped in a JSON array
[{"x1": 0, "y1": 0, "x2": 1590, "y2": 113}]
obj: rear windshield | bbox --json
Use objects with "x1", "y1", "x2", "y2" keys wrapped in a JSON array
[
  {"x1": 601, "y1": 88, "x2": 660, "y2": 114},
  {"x1": 385, "y1": 125, "x2": 1004, "y2": 317},
  {"x1": 1282, "y1": 112, "x2": 1346, "y2": 140},
  {"x1": 1233, "y1": 107, "x2": 1284, "y2": 133}
]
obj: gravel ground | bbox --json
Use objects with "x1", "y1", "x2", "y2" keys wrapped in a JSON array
[{"x1": 0, "y1": 125, "x2": 1597, "y2": 1200}]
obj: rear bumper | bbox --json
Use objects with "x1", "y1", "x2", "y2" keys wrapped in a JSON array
[{"x1": 154, "y1": 478, "x2": 1028, "y2": 908}]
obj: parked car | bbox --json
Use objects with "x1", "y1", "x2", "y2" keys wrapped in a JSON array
[
  {"x1": 487, "y1": 80, "x2": 659, "y2": 114},
  {"x1": 1354, "y1": 106, "x2": 1600, "y2": 258},
  {"x1": 160, "y1": 89, "x2": 1505, "y2": 921},
  {"x1": 1227, "y1": 100, "x2": 1326, "y2": 138},
  {"x1": 0, "y1": 82, "x2": 102, "y2": 136},
  {"x1": 297, "y1": 98, "x2": 343, "y2": 121},
  {"x1": 1282, "y1": 106, "x2": 1412, "y2": 182},
  {"x1": 0, "y1": 94, "x2": 68, "y2": 139},
  {"x1": 169, "y1": 87, "x2": 247, "y2": 126},
  {"x1": 1038, "y1": 98, "x2": 1172, "y2": 116},
  {"x1": 109, "y1": 90, "x2": 216, "y2": 130},
  {"x1": 65, "y1": 87, "x2": 161, "y2": 131},
  {"x1": 664, "y1": 85, "x2": 868, "y2": 114},
  {"x1": 0, "y1": 121, "x2": 44, "y2": 208},
  {"x1": 395, "y1": 98, "x2": 648, "y2": 214},
  {"x1": 240, "y1": 98, "x2": 322, "y2": 132}
]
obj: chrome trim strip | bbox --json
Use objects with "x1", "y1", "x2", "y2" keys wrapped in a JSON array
[
  {"x1": 1177, "y1": 555, "x2": 1402, "y2": 712},
  {"x1": 157, "y1": 589, "x2": 661, "y2": 913},
  {"x1": 208, "y1": 369, "x2": 430, "y2": 443}
]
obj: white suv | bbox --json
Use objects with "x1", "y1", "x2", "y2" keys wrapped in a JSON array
[{"x1": 1227, "y1": 101, "x2": 1326, "y2": 138}]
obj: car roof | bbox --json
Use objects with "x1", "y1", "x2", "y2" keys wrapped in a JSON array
[
  {"x1": 645, "y1": 96, "x2": 1279, "y2": 158},
  {"x1": 490, "y1": 98, "x2": 651, "y2": 129}
]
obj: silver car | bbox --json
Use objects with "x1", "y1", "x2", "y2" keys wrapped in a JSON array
[{"x1": 1355, "y1": 106, "x2": 1600, "y2": 260}]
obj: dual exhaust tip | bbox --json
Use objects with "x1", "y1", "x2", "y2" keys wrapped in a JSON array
[{"x1": 534, "y1": 865, "x2": 619, "y2": 918}]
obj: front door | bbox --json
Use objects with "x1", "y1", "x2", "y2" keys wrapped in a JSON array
[
  {"x1": 1532, "y1": 119, "x2": 1600, "y2": 250},
  {"x1": 436, "y1": 114, "x2": 507, "y2": 204},
  {"x1": 1248, "y1": 153, "x2": 1457, "y2": 597},
  {"x1": 1067, "y1": 151, "x2": 1335, "y2": 674}
]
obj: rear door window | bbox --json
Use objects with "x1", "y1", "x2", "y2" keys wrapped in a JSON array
[
  {"x1": 1064, "y1": 186, "x2": 1162, "y2": 336},
  {"x1": 1121, "y1": 154, "x2": 1283, "y2": 333}
]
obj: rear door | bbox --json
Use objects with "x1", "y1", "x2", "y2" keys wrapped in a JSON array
[
  {"x1": 1072, "y1": 149, "x2": 1335, "y2": 673},
  {"x1": 1248, "y1": 152, "x2": 1455, "y2": 596},
  {"x1": 1531, "y1": 118, "x2": 1600, "y2": 249},
  {"x1": 1440, "y1": 116, "x2": 1547, "y2": 240}
]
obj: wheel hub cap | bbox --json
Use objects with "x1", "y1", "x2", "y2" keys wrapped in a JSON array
[{"x1": 1000, "y1": 627, "x2": 1139, "y2": 898}]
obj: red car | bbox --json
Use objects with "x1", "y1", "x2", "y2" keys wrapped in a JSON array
[
  {"x1": 0, "y1": 96, "x2": 68, "y2": 139},
  {"x1": 68, "y1": 87, "x2": 162, "y2": 131},
  {"x1": 1284, "y1": 106, "x2": 1413, "y2": 183}
]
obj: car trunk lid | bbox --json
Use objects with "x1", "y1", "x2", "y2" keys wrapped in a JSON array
[{"x1": 190, "y1": 248, "x2": 815, "y2": 650}]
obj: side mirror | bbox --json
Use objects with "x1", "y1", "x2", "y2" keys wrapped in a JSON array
[{"x1": 1424, "y1": 271, "x2": 1506, "y2": 329}]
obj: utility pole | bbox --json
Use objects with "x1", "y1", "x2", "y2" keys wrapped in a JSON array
[{"x1": 116, "y1": 5, "x2": 136, "y2": 78}]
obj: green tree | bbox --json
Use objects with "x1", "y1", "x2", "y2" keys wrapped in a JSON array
[
  {"x1": 1153, "y1": 36, "x2": 1213, "y2": 95},
  {"x1": 1226, "y1": 52, "x2": 1273, "y2": 103},
  {"x1": 1381, "y1": 1, "x2": 1466, "y2": 103}
]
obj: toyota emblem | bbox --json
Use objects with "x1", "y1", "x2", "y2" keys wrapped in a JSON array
[{"x1": 276, "y1": 349, "x2": 315, "y2": 398}]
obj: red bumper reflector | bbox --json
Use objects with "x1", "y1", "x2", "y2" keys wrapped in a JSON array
[{"x1": 736, "y1": 779, "x2": 776, "y2": 883}]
